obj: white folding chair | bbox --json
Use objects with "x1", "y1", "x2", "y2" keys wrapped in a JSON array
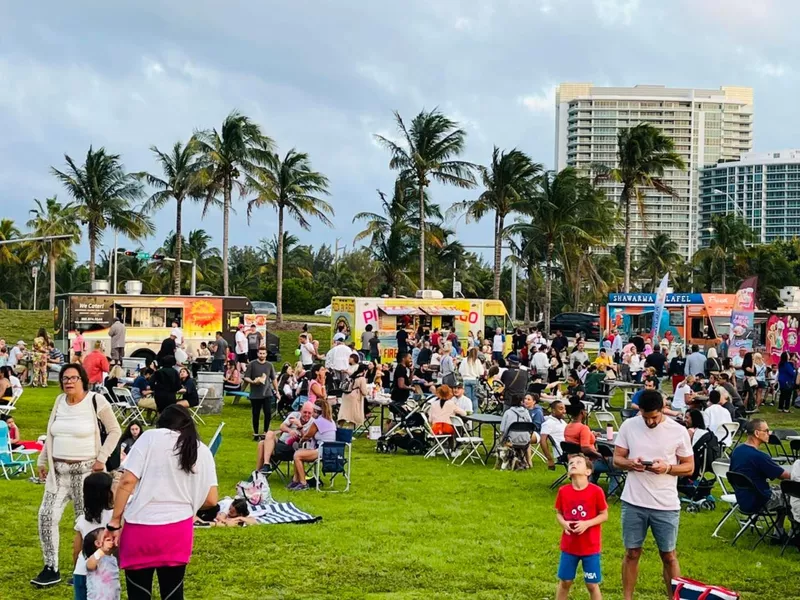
[
  {"x1": 450, "y1": 416, "x2": 486, "y2": 466},
  {"x1": 593, "y1": 410, "x2": 618, "y2": 430},
  {"x1": 0, "y1": 387, "x2": 22, "y2": 416},
  {"x1": 190, "y1": 388, "x2": 209, "y2": 425},
  {"x1": 711, "y1": 460, "x2": 740, "y2": 539},
  {"x1": 102, "y1": 386, "x2": 127, "y2": 420},
  {"x1": 113, "y1": 387, "x2": 149, "y2": 426},
  {"x1": 420, "y1": 413, "x2": 451, "y2": 459},
  {"x1": 716, "y1": 422, "x2": 740, "y2": 453}
]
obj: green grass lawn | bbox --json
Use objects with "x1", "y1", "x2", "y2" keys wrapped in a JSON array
[
  {"x1": 3, "y1": 387, "x2": 800, "y2": 599},
  {"x1": 0, "y1": 309, "x2": 52, "y2": 344},
  {"x1": 272, "y1": 313, "x2": 331, "y2": 325}
]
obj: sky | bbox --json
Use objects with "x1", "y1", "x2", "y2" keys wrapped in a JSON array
[{"x1": 2, "y1": 0, "x2": 800, "y2": 263}]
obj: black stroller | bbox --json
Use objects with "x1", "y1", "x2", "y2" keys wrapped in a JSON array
[
  {"x1": 678, "y1": 430, "x2": 721, "y2": 513},
  {"x1": 376, "y1": 396, "x2": 430, "y2": 455}
]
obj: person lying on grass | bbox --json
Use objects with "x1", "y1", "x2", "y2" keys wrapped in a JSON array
[
  {"x1": 288, "y1": 398, "x2": 337, "y2": 491},
  {"x1": 196, "y1": 498, "x2": 258, "y2": 527}
]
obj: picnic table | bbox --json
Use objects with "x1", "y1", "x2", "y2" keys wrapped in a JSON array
[
  {"x1": 464, "y1": 413, "x2": 503, "y2": 459},
  {"x1": 366, "y1": 393, "x2": 393, "y2": 434},
  {"x1": 227, "y1": 390, "x2": 250, "y2": 405}
]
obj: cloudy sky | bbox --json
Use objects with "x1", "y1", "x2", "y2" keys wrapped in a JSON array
[{"x1": 2, "y1": 0, "x2": 798, "y2": 262}]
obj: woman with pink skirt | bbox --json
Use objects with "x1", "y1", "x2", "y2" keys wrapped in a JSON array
[{"x1": 108, "y1": 405, "x2": 218, "y2": 600}]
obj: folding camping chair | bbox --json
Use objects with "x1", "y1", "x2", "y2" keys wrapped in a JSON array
[
  {"x1": 727, "y1": 471, "x2": 781, "y2": 549},
  {"x1": 421, "y1": 413, "x2": 452, "y2": 460},
  {"x1": 314, "y1": 428, "x2": 352, "y2": 492},
  {"x1": 112, "y1": 387, "x2": 150, "y2": 427},
  {"x1": 550, "y1": 441, "x2": 581, "y2": 489},
  {"x1": 0, "y1": 421, "x2": 30, "y2": 479},
  {"x1": 710, "y1": 460, "x2": 740, "y2": 539},
  {"x1": 208, "y1": 422, "x2": 225, "y2": 458},
  {"x1": 189, "y1": 388, "x2": 209, "y2": 425},
  {"x1": 450, "y1": 416, "x2": 486, "y2": 466}
]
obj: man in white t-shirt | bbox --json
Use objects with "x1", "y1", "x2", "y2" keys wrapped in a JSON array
[
  {"x1": 492, "y1": 328, "x2": 505, "y2": 362},
  {"x1": 670, "y1": 375, "x2": 695, "y2": 411},
  {"x1": 703, "y1": 389, "x2": 735, "y2": 446},
  {"x1": 299, "y1": 333, "x2": 317, "y2": 370},
  {"x1": 170, "y1": 321, "x2": 184, "y2": 347},
  {"x1": 234, "y1": 324, "x2": 248, "y2": 371},
  {"x1": 613, "y1": 389, "x2": 694, "y2": 600},
  {"x1": 539, "y1": 400, "x2": 567, "y2": 469},
  {"x1": 531, "y1": 345, "x2": 549, "y2": 378},
  {"x1": 326, "y1": 334, "x2": 352, "y2": 377}
]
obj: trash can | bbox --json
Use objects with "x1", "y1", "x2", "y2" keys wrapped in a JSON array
[{"x1": 197, "y1": 371, "x2": 224, "y2": 415}]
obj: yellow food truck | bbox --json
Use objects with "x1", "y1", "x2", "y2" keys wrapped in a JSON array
[{"x1": 330, "y1": 295, "x2": 513, "y2": 362}]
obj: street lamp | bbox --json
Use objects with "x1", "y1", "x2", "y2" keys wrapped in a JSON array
[{"x1": 712, "y1": 188, "x2": 744, "y2": 219}]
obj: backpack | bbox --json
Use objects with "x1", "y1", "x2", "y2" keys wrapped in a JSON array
[
  {"x1": 297, "y1": 376, "x2": 309, "y2": 397},
  {"x1": 236, "y1": 470, "x2": 274, "y2": 506},
  {"x1": 91, "y1": 393, "x2": 121, "y2": 472}
]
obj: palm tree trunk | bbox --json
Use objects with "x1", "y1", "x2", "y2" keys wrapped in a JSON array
[
  {"x1": 574, "y1": 254, "x2": 583, "y2": 311},
  {"x1": 89, "y1": 228, "x2": 96, "y2": 283},
  {"x1": 524, "y1": 262, "x2": 532, "y2": 325},
  {"x1": 418, "y1": 181, "x2": 425, "y2": 291},
  {"x1": 276, "y1": 206, "x2": 285, "y2": 324},
  {"x1": 544, "y1": 242, "x2": 554, "y2": 336},
  {"x1": 721, "y1": 262, "x2": 726, "y2": 293},
  {"x1": 48, "y1": 252, "x2": 56, "y2": 310},
  {"x1": 623, "y1": 190, "x2": 632, "y2": 293},
  {"x1": 492, "y1": 213, "x2": 502, "y2": 299},
  {"x1": 222, "y1": 181, "x2": 231, "y2": 296},
  {"x1": 174, "y1": 197, "x2": 183, "y2": 295}
]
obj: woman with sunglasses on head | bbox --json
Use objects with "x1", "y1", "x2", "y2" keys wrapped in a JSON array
[{"x1": 31, "y1": 363, "x2": 121, "y2": 589}]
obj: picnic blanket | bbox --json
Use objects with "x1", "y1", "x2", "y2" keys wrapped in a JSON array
[{"x1": 252, "y1": 502, "x2": 321, "y2": 525}]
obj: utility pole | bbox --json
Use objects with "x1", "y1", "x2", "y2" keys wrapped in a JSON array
[
  {"x1": 334, "y1": 238, "x2": 342, "y2": 263},
  {"x1": 32, "y1": 266, "x2": 39, "y2": 310},
  {"x1": 113, "y1": 231, "x2": 118, "y2": 294}
]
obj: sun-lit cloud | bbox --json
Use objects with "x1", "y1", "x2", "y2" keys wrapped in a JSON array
[{"x1": 519, "y1": 85, "x2": 557, "y2": 116}]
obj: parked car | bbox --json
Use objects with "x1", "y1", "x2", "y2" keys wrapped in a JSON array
[
  {"x1": 314, "y1": 304, "x2": 332, "y2": 317},
  {"x1": 251, "y1": 301, "x2": 277, "y2": 315},
  {"x1": 536, "y1": 312, "x2": 601, "y2": 340}
]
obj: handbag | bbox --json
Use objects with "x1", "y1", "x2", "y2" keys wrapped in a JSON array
[
  {"x1": 672, "y1": 577, "x2": 739, "y2": 600},
  {"x1": 91, "y1": 392, "x2": 121, "y2": 472}
]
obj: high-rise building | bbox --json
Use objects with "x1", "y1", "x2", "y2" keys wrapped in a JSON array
[
  {"x1": 555, "y1": 83, "x2": 753, "y2": 258},
  {"x1": 699, "y1": 150, "x2": 800, "y2": 247}
]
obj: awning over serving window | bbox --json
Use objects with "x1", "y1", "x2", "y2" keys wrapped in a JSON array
[
  {"x1": 379, "y1": 306, "x2": 424, "y2": 316},
  {"x1": 114, "y1": 299, "x2": 185, "y2": 308},
  {"x1": 422, "y1": 306, "x2": 464, "y2": 316}
]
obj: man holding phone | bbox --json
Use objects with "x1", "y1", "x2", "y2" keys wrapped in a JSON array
[{"x1": 613, "y1": 390, "x2": 694, "y2": 600}]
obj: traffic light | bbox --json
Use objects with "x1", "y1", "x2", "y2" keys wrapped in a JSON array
[
  {"x1": 152, "y1": 254, "x2": 166, "y2": 261},
  {"x1": 122, "y1": 250, "x2": 137, "y2": 257}
]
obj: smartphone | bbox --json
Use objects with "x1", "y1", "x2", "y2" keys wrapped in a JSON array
[{"x1": 640, "y1": 460, "x2": 654, "y2": 467}]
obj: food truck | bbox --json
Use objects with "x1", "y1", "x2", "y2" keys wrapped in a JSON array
[
  {"x1": 329, "y1": 295, "x2": 513, "y2": 362},
  {"x1": 600, "y1": 292, "x2": 739, "y2": 349},
  {"x1": 53, "y1": 292, "x2": 280, "y2": 363},
  {"x1": 765, "y1": 287, "x2": 800, "y2": 363}
]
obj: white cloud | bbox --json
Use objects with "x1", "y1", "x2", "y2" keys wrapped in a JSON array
[
  {"x1": 593, "y1": 0, "x2": 640, "y2": 26},
  {"x1": 519, "y1": 84, "x2": 557, "y2": 115},
  {"x1": 356, "y1": 63, "x2": 398, "y2": 95},
  {"x1": 454, "y1": 16, "x2": 471, "y2": 31},
  {"x1": 753, "y1": 61, "x2": 790, "y2": 78}
]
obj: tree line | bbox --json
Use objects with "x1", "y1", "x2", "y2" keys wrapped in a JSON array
[{"x1": 0, "y1": 110, "x2": 795, "y2": 321}]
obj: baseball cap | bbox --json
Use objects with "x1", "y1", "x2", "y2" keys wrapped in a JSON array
[
  {"x1": 17, "y1": 340, "x2": 26, "y2": 346},
  {"x1": 333, "y1": 333, "x2": 346, "y2": 342}
]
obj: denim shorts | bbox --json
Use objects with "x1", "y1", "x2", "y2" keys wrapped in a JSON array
[
  {"x1": 557, "y1": 551, "x2": 602, "y2": 584},
  {"x1": 621, "y1": 501, "x2": 680, "y2": 552}
]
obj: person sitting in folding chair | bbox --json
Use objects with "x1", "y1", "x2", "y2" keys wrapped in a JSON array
[
  {"x1": 499, "y1": 395, "x2": 534, "y2": 470},
  {"x1": 730, "y1": 418, "x2": 791, "y2": 536},
  {"x1": 541, "y1": 400, "x2": 567, "y2": 470},
  {"x1": 256, "y1": 402, "x2": 315, "y2": 475},
  {"x1": 564, "y1": 400, "x2": 617, "y2": 495},
  {"x1": 428, "y1": 385, "x2": 466, "y2": 437},
  {"x1": 177, "y1": 368, "x2": 199, "y2": 410},
  {"x1": 288, "y1": 399, "x2": 337, "y2": 491}
]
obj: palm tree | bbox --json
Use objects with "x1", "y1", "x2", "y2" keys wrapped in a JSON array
[
  {"x1": 51, "y1": 147, "x2": 153, "y2": 282},
  {"x1": 0, "y1": 219, "x2": 21, "y2": 268},
  {"x1": 139, "y1": 140, "x2": 206, "y2": 294},
  {"x1": 195, "y1": 111, "x2": 274, "y2": 296},
  {"x1": 374, "y1": 109, "x2": 476, "y2": 290},
  {"x1": 506, "y1": 227, "x2": 544, "y2": 323},
  {"x1": 510, "y1": 168, "x2": 608, "y2": 335},
  {"x1": 449, "y1": 147, "x2": 542, "y2": 298},
  {"x1": 26, "y1": 197, "x2": 82, "y2": 309},
  {"x1": 354, "y1": 188, "x2": 415, "y2": 297},
  {"x1": 246, "y1": 149, "x2": 332, "y2": 323},
  {"x1": 595, "y1": 123, "x2": 686, "y2": 292},
  {"x1": 637, "y1": 232, "x2": 682, "y2": 290},
  {"x1": 695, "y1": 214, "x2": 756, "y2": 292}
]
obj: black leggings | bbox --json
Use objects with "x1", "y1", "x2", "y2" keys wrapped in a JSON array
[
  {"x1": 251, "y1": 396, "x2": 272, "y2": 434},
  {"x1": 779, "y1": 387, "x2": 793, "y2": 411},
  {"x1": 126, "y1": 565, "x2": 186, "y2": 600}
]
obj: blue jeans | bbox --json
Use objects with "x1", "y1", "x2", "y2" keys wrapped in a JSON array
[
  {"x1": 463, "y1": 380, "x2": 478, "y2": 413},
  {"x1": 73, "y1": 574, "x2": 87, "y2": 600}
]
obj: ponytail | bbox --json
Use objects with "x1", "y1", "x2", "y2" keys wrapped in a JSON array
[{"x1": 157, "y1": 404, "x2": 199, "y2": 473}]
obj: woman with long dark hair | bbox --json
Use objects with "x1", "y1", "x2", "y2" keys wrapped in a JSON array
[{"x1": 110, "y1": 405, "x2": 218, "y2": 600}]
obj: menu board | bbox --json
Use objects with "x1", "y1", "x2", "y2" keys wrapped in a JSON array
[{"x1": 69, "y1": 296, "x2": 115, "y2": 331}]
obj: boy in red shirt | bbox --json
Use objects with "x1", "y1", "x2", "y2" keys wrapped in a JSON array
[{"x1": 555, "y1": 454, "x2": 609, "y2": 600}]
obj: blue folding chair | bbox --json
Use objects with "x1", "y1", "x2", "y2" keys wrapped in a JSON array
[
  {"x1": 208, "y1": 422, "x2": 225, "y2": 458},
  {"x1": 314, "y1": 428, "x2": 352, "y2": 492},
  {"x1": 0, "y1": 421, "x2": 30, "y2": 479}
]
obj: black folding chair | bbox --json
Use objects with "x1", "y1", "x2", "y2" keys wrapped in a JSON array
[
  {"x1": 774, "y1": 428, "x2": 799, "y2": 441},
  {"x1": 597, "y1": 442, "x2": 626, "y2": 501},
  {"x1": 549, "y1": 441, "x2": 581, "y2": 489},
  {"x1": 620, "y1": 408, "x2": 638, "y2": 421},
  {"x1": 727, "y1": 471, "x2": 781, "y2": 549},
  {"x1": 780, "y1": 480, "x2": 800, "y2": 555},
  {"x1": 764, "y1": 434, "x2": 792, "y2": 465},
  {"x1": 790, "y1": 439, "x2": 800, "y2": 461},
  {"x1": 733, "y1": 418, "x2": 749, "y2": 448}
]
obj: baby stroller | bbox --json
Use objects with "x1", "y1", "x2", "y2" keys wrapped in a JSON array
[
  {"x1": 678, "y1": 430, "x2": 720, "y2": 513},
  {"x1": 376, "y1": 397, "x2": 429, "y2": 455},
  {"x1": 478, "y1": 377, "x2": 504, "y2": 415}
]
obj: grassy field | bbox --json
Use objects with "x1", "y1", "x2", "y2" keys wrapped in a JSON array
[
  {"x1": 0, "y1": 309, "x2": 52, "y2": 344},
  {"x1": 273, "y1": 313, "x2": 331, "y2": 325},
  {"x1": 3, "y1": 387, "x2": 800, "y2": 599}
]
